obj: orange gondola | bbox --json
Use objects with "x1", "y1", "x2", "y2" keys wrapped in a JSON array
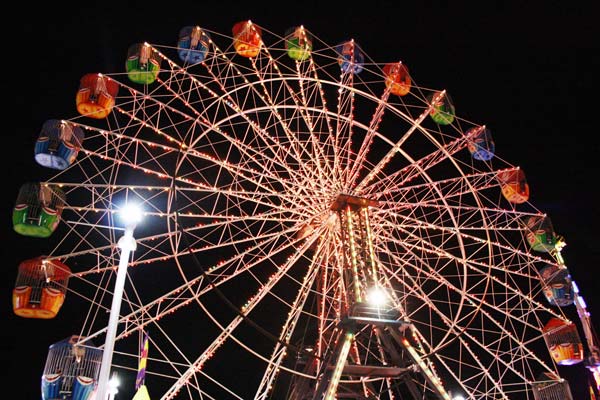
[{"x1": 13, "y1": 257, "x2": 71, "y2": 319}]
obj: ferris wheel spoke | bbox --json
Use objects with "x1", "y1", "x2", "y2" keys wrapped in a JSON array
[
  {"x1": 176, "y1": 226, "x2": 298, "y2": 284},
  {"x1": 373, "y1": 255, "x2": 559, "y2": 393},
  {"x1": 244, "y1": 63, "x2": 342, "y2": 190},
  {"x1": 347, "y1": 87, "x2": 392, "y2": 189},
  {"x1": 354, "y1": 92, "x2": 445, "y2": 193},
  {"x1": 253, "y1": 33, "x2": 342, "y2": 183},
  {"x1": 162, "y1": 233, "x2": 314, "y2": 399},
  {"x1": 374, "y1": 256, "x2": 549, "y2": 400},
  {"x1": 80, "y1": 112, "x2": 324, "y2": 214},
  {"x1": 334, "y1": 60, "x2": 359, "y2": 185},
  {"x1": 109, "y1": 80, "x2": 197, "y2": 147},
  {"x1": 177, "y1": 96, "x2": 330, "y2": 200},
  {"x1": 80, "y1": 234, "x2": 311, "y2": 388},
  {"x1": 83, "y1": 234, "x2": 302, "y2": 350},
  {"x1": 360, "y1": 124, "x2": 480, "y2": 196},
  {"x1": 290, "y1": 47, "x2": 351, "y2": 183},
  {"x1": 375, "y1": 202, "x2": 544, "y2": 263},
  {"x1": 193, "y1": 35, "x2": 341, "y2": 187},
  {"x1": 255, "y1": 250, "x2": 323, "y2": 399},
  {"x1": 177, "y1": 125, "x2": 335, "y2": 209},
  {"x1": 384, "y1": 170, "x2": 512, "y2": 209},
  {"x1": 376, "y1": 217, "x2": 559, "y2": 325},
  {"x1": 77, "y1": 121, "x2": 180, "y2": 180}
]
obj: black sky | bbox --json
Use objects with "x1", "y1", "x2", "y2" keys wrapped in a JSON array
[{"x1": 3, "y1": 2, "x2": 599, "y2": 399}]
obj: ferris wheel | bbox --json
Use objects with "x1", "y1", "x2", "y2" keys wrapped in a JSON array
[{"x1": 12, "y1": 21, "x2": 600, "y2": 400}]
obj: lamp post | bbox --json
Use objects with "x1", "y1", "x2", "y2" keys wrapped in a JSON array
[{"x1": 96, "y1": 204, "x2": 142, "y2": 399}]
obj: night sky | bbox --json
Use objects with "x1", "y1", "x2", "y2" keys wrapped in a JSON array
[{"x1": 3, "y1": 3, "x2": 598, "y2": 399}]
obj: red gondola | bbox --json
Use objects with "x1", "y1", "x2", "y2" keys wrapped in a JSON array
[
  {"x1": 498, "y1": 168, "x2": 529, "y2": 204},
  {"x1": 543, "y1": 318, "x2": 584, "y2": 366},
  {"x1": 76, "y1": 73, "x2": 119, "y2": 119},
  {"x1": 383, "y1": 62, "x2": 411, "y2": 96},
  {"x1": 232, "y1": 20, "x2": 262, "y2": 58}
]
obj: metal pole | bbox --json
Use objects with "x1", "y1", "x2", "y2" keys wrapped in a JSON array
[{"x1": 96, "y1": 226, "x2": 137, "y2": 400}]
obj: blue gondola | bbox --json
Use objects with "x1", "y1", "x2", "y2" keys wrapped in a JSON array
[
  {"x1": 41, "y1": 373, "x2": 63, "y2": 399},
  {"x1": 178, "y1": 26, "x2": 211, "y2": 63},
  {"x1": 72, "y1": 376, "x2": 95, "y2": 399},
  {"x1": 42, "y1": 335, "x2": 103, "y2": 400},
  {"x1": 467, "y1": 125, "x2": 495, "y2": 161},
  {"x1": 539, "y1": 265, "x2": 574, "y2": 307},
  {"x1": 336, "y1": 40, "x2": 364, "y2": 74},
  {"x1": 35, "y1": 120, "x2": 84, "y2": 170}
]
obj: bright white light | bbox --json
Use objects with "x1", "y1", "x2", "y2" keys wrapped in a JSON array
[
  {"x1": 108, "y1": 375, "x2": 120, "y2": 394},
  {"x1": 452, "y1": 395, "x2": 465, "y2": 400},
  {"x1": 119, "y1": 203, "x2": 143, "y2": 227},
  {"x1": 366, "y1": 286, "x2": 388, "y2": 306}
]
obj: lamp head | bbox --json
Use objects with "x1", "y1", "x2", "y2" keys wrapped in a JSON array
[{"x1": 119, "y1": 203, "x2": 143, "y2": 229}]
